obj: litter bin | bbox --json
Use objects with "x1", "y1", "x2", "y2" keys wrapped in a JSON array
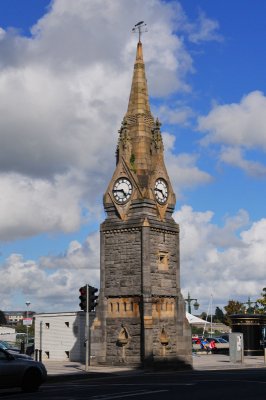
[{"x1": 230, "y1": 314, "x2": 266, "y2": 356}]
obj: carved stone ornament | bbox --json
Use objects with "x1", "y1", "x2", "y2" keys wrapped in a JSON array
[
  {"x1": 116, "y1": 324, "x2": 130, "y2": 347},
  {"x1": 160, "y1": 326, "x2": 169, "y2": 346}
]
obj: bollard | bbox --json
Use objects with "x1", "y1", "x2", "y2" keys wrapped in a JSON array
[
  {"x1": 20, "y1": 341, "x2": 25, "y2": 354},
  {"x1": 264, "y1": 348, "x2": 266, "y2": 364}
]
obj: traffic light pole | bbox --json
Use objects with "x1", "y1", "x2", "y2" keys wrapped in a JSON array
[{"x1": 85, "y1": 283, "x2": 90, "y2": 371}]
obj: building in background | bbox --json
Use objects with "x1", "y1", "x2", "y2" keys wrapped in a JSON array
[
  {"x1": 4, "y1": 311, "x2": 35, "y2": 326},
  {"x1": 34, "y1": 312, "x2": 88, "y2": 362}
]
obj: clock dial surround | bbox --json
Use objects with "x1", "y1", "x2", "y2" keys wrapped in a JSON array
[
  {"x1": 154, "y1": 178, "x2": 168, "y2": 204},
  {"x1": 112, "y1": 178, "x2": 133, "y2": 204}
]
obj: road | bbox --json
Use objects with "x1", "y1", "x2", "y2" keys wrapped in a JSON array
[{"x1": 0, "y1": 368, "x2": 265, "y2": 400}]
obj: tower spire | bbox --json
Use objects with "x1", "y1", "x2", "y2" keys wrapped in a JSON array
[
  {"x1": 126, "y1": 37, "x2": 151, "y2": 116},
  {"x1": 104, "y1": 25, "x2": 176, "y2": 218}
]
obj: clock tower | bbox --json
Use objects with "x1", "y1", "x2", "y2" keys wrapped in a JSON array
[{"x1": 91, "y1": 38, "x2": 192, "y2": 368}]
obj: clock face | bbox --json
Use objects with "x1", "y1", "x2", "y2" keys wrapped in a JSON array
[
  {"x1": 113, "y1": 178, "x2": 133, "y2": 204},
  {"x1": 154, "y1": 178, "x2": 168, "y2": 204}
]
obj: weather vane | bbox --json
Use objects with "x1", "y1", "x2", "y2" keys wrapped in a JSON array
[{"x1": 132, "y1": 21, "x2": 148, "y2": 42}]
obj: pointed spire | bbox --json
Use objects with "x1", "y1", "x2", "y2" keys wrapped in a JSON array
[{"x1": 126, "y1": 41, "x2": 151, "y2": 116}]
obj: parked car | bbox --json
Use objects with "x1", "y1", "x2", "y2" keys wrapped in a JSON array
[
  {"x1": 0, "y1": 340, "x2": 20, "y2": 352},
  {"x1": 0, "y1": 348, "x2": 47, "y2": 392},
  {"x1": 206, "y1": 337, "x2": 228, "y2": 344},
  {"x1": 219, "y1": 334, "x2": 229, "y2": 342}
]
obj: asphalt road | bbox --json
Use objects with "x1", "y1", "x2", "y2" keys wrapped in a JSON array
[{"x1": 0, "y1": 369, "x2": 266, "y2": 400}]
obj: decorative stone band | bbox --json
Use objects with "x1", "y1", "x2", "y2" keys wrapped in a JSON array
[
  {"x1": 124, "y1": 113, "x2": 154, "y2": 127},
  {"x1": 150, "y1": 227, "x2": 179, "y2": 235},
  {"x1": 134, "y1": 62, "x2": 145, "y2": 70},
  {"x1": 107, "y1": 297, "x2": 141, "y2": 318},
  {"x1": 103, "y1": 227, "x2": 141, "y2": 234},
  {"x1": 107, "y1": 295, "x2": 177, "y2": 319}
]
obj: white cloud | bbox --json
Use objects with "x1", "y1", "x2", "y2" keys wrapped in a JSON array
[
  {"x1": 198, "y1": 91, "x2": 266, "y2": 150},
  {"x1": 186, "y1": 10, "x2": 223, "y2": 43},
  {"x1": 1, "y1": 206, "x2": 264, "y2": 312},
  {"x1": 0, "y1": 171, "x2": 86, "y2": 241},
  {"x1": 174, "y1": 206, "x2": 265, "y2": 311},
  {"x1": 163, "y1": 132, "x2": 213, "y2": 199},
  {"x1": 198, "y1": 91, "x2": 266, "y2": 175},
  {"x1": 154, "y1": 103, "x2": 194, "y2": 125},
  {"x1": 0, "y1": 0, "x2": 221, "y2": 242},
  {"x1": 220, "y1": 147, "x2": 266, "y2": 177},
  {"x1": 1, "y1": 232, "x2": 100, "y2": 311}
]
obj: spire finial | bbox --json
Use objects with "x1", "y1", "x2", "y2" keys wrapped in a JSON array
[{"x1": 132, "y1": 21, "x2": 147, "y2": 43}]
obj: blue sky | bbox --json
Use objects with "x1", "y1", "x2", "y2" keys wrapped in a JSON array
[{"x1": 0, "y1": 0, "x2": 265, "y2": 314}]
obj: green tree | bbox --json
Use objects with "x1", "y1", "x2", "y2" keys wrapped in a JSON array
[
  {"x1": 256, "y1": 287, "x2": 266, "y2": 313},
  {"x1": 199, "y1": 312, "x2": 207, "y2": 320},
  {"x1": 224, "y1": 300, "x2": 244, "y2": 326},
  {"x1": 0, "y1": 310, "x2": 7, "y2": 325},
  {"x1": 16, "y1": 322, "x2": 34, "y2": 337},
  {"x1": 214, "y1": 307, "x2": 225, "y2": 323}
]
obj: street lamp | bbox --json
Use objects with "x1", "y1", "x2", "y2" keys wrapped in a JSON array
[
  {"x1": 184, "y1": 292, "x2": 200, "y2": 314},
  {"x1": 25, "y1": 301, "x2": 31, "y2": 345},
  {"x1": 242, "y1": 297, "x2": 258, "y2": 314}
]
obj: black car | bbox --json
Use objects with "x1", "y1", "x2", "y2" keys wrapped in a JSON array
[{"x1": 0, "y1": 348, "x2": 47, "y2": 392}]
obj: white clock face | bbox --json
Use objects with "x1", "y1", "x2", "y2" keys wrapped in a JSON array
[
  {"x1": 154, "y1": 178, "x2": 168, "y2": 204},
  {"x1": 113, "y1": 178, "x2": 132, "y2": 204}
]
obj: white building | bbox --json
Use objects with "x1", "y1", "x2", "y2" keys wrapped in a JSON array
[
  {"x1": 34, "y1": 312, "x2": 89, "y2": 362},
  {"x1": 0, "y1": 326, "x2": 16, "y2": 342}
]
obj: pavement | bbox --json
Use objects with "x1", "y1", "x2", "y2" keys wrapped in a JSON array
[{"x1": 43, "y1": 353, "x2": 266, "y2": 381}]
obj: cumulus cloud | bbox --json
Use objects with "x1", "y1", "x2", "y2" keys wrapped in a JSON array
[
  {"x1": 1, "y1": 206, "x2": 265, "y2": 312},
  {"x1": 198, "y1": 91, "x2": 266, "y2": 176},
  {"x1": 154, "y1": 103, "x2": 194, "y2": 125},
  {"x1": 163, "y1": 132, "x2": 213, "y2": 199},
  {"x1": 1, "y1": 231, "x2": 100, "y2": 311},
  {"x1": 198, "y1": 91, "x2": 266, "y2": 149},
  {"x1": 220, "y1": 147, "x2": 266, "y2": 177},
  {"x1": 186, "y1": 10, "x2": 223, "y2": 44},
  {"x1": 174, "y1": 206, "x2": 265, "y2": 310},
  {"x1": 0, "y1": 0, "x2": 221, "y2": 242},
  {"x1": 0, "y1": 0, "x2": 229, "y2": 312}
]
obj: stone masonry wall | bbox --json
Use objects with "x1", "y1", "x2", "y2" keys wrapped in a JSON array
[
  {"x1": 150, "y1": 228, "x2": 179, "y2": 294},
  {"x1": 104, "y1": 229, "x2": 142, "y2": 294}
]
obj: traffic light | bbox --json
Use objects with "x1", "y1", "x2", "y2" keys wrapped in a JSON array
[
  {"x1": 79, "y1": 286, "x2": 87, "y2": 311},
  {"x1": 89, "y1": 286, "x2": 98, "y2": 312}
]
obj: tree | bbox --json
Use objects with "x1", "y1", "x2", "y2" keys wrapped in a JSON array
[
  {"x1": 214, "y1": 307, "x2": 225, "y2": 323},
  {"x1": 199, "y1": 312, "x2": 207, "y2": 321},
  {"x1": 224, "y1": 300, "x2": 244, "y2": 326},
  {"x1": 256, "y1": 287, "x2": 266, "y2": 313},
  {"x1": 16, "y1": 322, "x2": 34, "y2": 337},
  {"x1": 0, "y1": 310, "x2": 7, "y2": 325}
]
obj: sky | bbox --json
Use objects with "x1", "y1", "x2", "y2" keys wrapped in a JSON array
[{"x1": 0, "y1": 0, "x2": 265, "y2": 315}]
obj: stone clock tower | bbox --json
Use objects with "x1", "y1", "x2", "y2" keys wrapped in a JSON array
[{"x1": 91, "y1": 39, "x2": 192, "y2": 368}]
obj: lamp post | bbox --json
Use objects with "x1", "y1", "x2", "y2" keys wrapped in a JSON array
[
  {"x1": 184, "y1": 292, "x2": 200, "y2": 314},
  {"x1": 242, "y1": 297, "x2": 258, "y2": 314},
  {"x1": 25, "y1": 301, "x2": 31, "y2": 345}
]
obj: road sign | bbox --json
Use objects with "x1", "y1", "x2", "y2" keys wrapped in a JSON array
[{"x1": 23, "y1": 318, "x2": 32, "y2": 326}]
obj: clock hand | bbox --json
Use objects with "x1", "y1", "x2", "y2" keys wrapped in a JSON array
[
  {"x1": 155, "y1": 188, "x2": 164, "y2": 195},
  {"x1": 113, "y1": 189, "x2": 127, "y2": 196}
]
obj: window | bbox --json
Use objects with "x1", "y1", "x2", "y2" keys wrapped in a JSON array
[
  {"x1": 65, "y1": 322, "x2": 70, "y2": 327},
  {"x1": 45, "y1": 323, "x2": 50, "y2": 329},
  {"x1": 158, "y1": 252, "x2": 169, "y2": 270}
]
